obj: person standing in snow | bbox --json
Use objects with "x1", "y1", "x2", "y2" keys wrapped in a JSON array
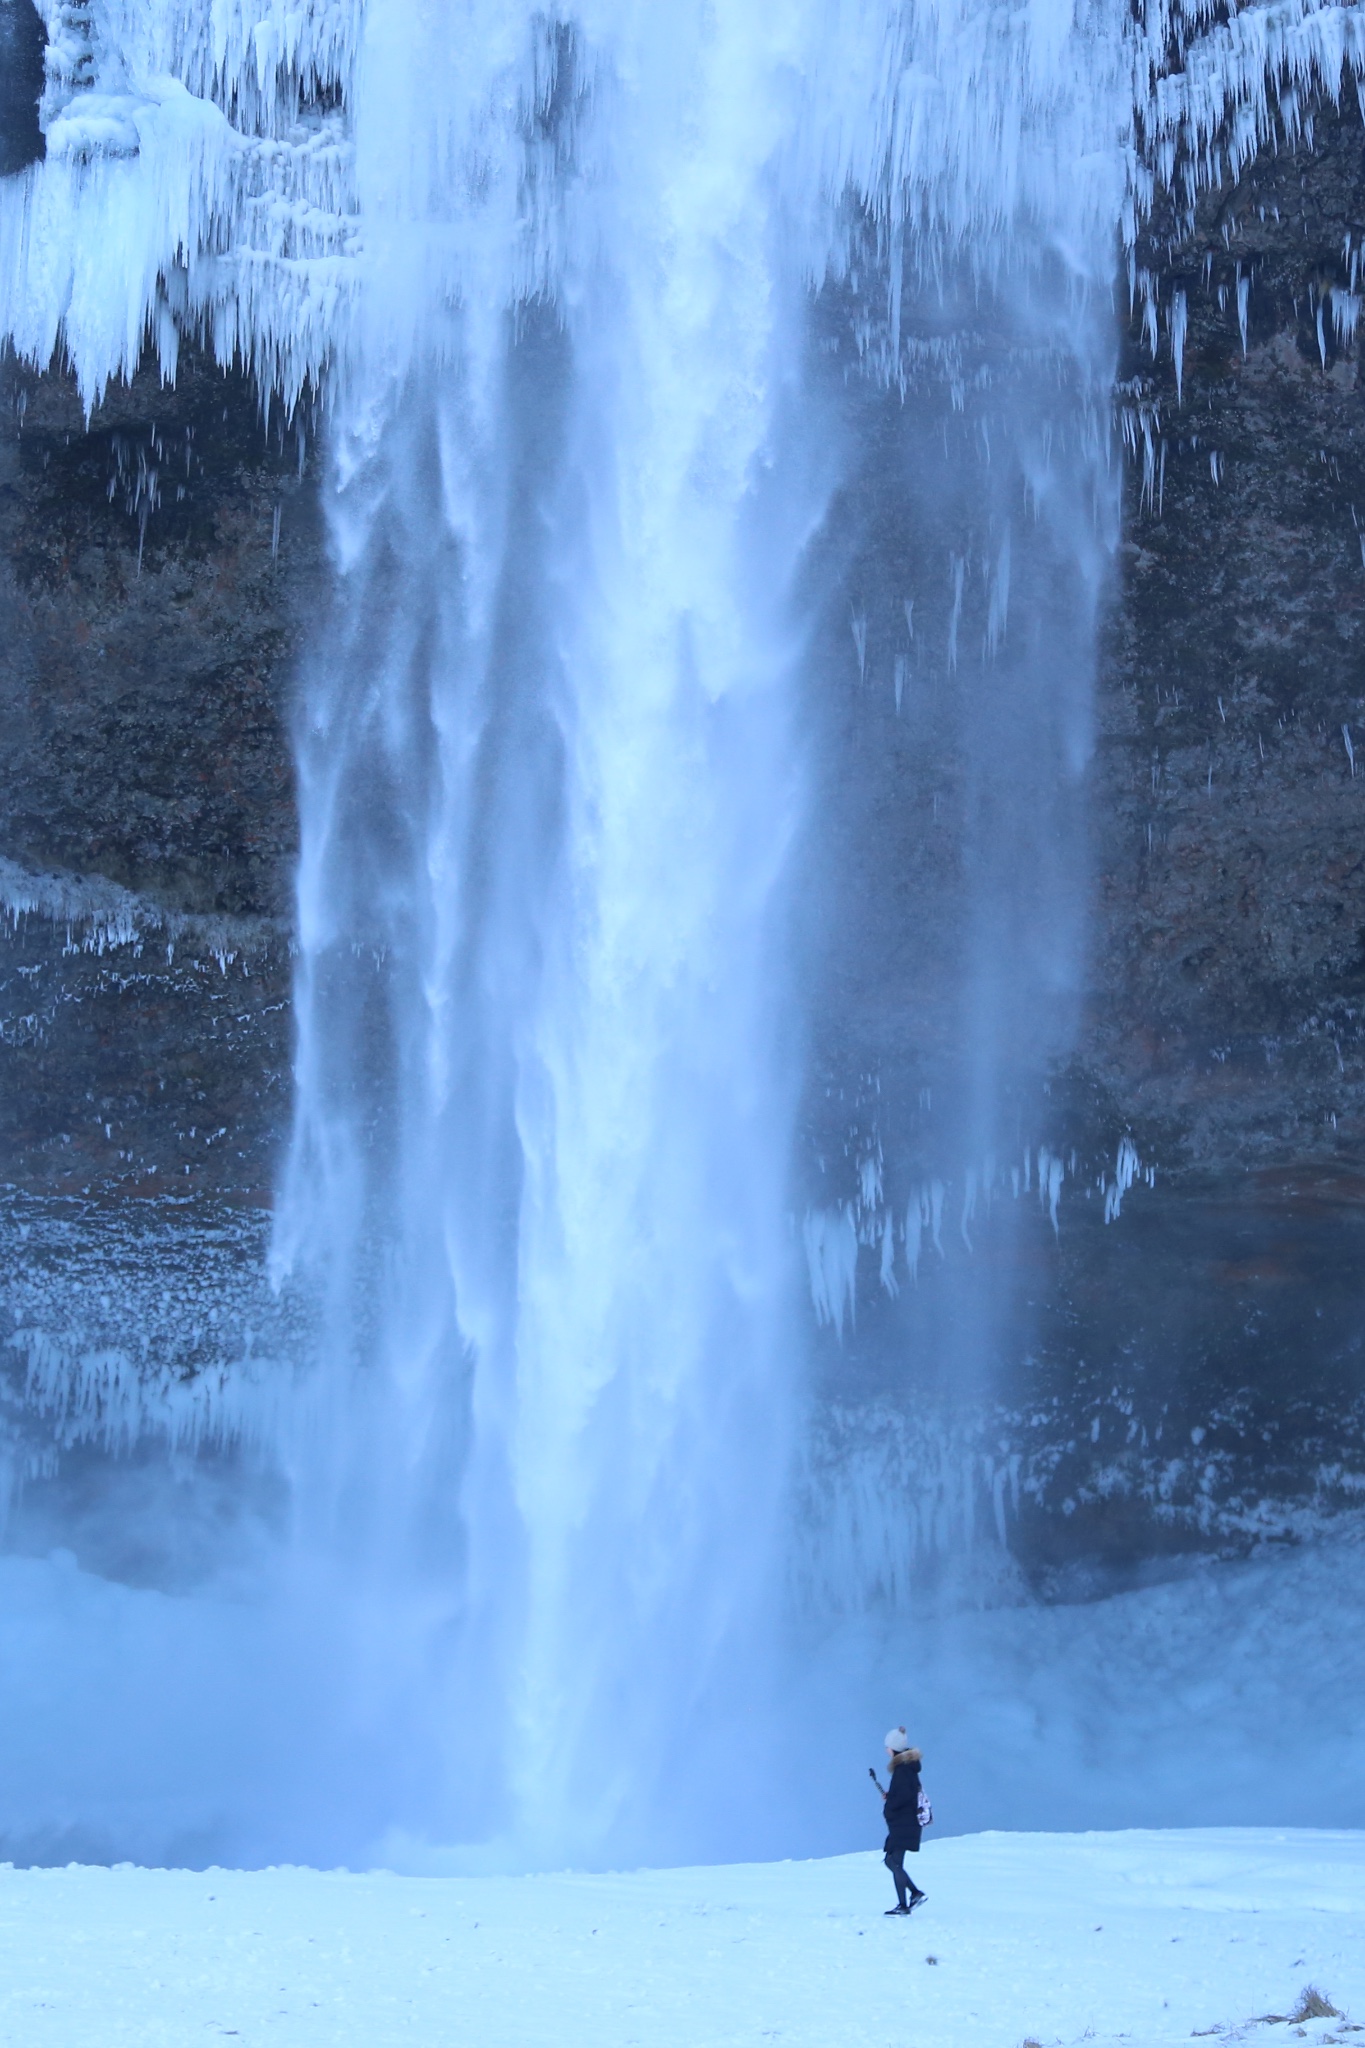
[{"x1": 872, "y1": 1726, "x2": 926, "y2": 1916}]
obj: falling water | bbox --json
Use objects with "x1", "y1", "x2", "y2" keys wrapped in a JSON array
[
  {"x1": 262, "y1": 0, "x2": 1149, "y2": 1863},
  {"x1": 270, "y1": 7, "x2": 817, "y2": 1864},
  {"x1": 1, "y1": 0, "x2": 1360, "y2": 1867}
]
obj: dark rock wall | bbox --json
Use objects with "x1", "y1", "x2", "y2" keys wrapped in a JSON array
[
  {"x1": 1, "y1": 347, "x2": 315, "y2": 920},
  {"x1": 1096, "y1": 94, "x2": 1365, "y2": 1179},
  {"x1": 802, "y1": 93, "x2": 1365, "y2": 1590},
  {"x1": 0, "y1": 345, "x2": 319, "y2": 1205},
  {"x1": 0, "y1": 1, "x2": 45, "y2": 179},
  {"x1": 1043, "y1": 91, "x2": 1365, "y2": 1576}
]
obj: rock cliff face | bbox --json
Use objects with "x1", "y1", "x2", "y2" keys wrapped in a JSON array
[
  {"x1": 1096, "y1": 94, "x2": 1365, "y2": 1180},
  {"x1": 1034, "y1": 92, "x2": 1365, "y2": 1586},
  {"x1": 802, "y1": 93, "x2": 1365, "y2": 1592},
  {"x1": 0, "y1": 346, "x2": 315, "y2": 1205},
  {"x1": 2, "y1": 95, "x2": 1364, "y2": 1595},
  {"x1": 0, "y1": 346, "x2": 315, "y2": 1445},
  {"x1": 0, "y1": 1, "x2": 44, "y2": 180}
]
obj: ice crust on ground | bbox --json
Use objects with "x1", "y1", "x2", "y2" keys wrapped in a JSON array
[{"x1": 0, "y1": 1829, "x2": 1361, "y2": 2047}]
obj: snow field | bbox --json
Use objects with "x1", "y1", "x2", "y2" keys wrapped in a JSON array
[{"x1": 0, "y1": 1828, "x2": 1361, "y2": 2048}]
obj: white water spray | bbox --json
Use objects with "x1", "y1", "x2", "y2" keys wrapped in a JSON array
[{"x1": 271, "y1": 6, "x2": 826, "y2": 1863}]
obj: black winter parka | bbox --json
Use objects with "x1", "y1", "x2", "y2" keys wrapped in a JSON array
[{"x1": 883, "y1": 1756, "x2": 922, "y2": 1855}]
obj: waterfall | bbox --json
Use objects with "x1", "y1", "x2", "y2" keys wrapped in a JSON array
[
  {"x1": 262, "y1": 0, "x2": 1145, "y2": 1861},
  {"x1": 270, "y1": 8, "x2": 814, "y2": 1863},
  {"x1": 1, "y1": 0, "x2": 1361, "y2": 1867}
]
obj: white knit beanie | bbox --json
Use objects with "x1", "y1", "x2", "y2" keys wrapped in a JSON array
[{"x1": 884, "y1": 1725, "x2": 909, "y2": 1752}]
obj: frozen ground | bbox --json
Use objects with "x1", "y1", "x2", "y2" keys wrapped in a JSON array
[{"x1": 0, "y1": 1829, "x2": 1361, "y2": 2047}]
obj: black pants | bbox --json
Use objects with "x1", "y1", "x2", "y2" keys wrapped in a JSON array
[{"x1": 884, "y1": 1847, "x2": 924, "y2": 1908}]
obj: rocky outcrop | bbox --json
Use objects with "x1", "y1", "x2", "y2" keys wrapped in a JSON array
[
  {"x1": 1030, "y1": 91, "x2": 1365, "y2": 1581},
  {"x1": 0, "y1": 346, "x2": 315, "y2": 921},
  {"x1": 0, "y1": 1, "x2": 44, "y2": 180},
  {"x1": 1094, "y1": 92, "x2": 1365, "y2": 1180},
  {"x1": 800, "y1": 93, "x2": 1365, "y2": 1588},
  {"x1": 0, "y1": 344, "x2": 319, "y2": 1204}
]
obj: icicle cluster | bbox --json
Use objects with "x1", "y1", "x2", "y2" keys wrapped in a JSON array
[
  {"x1": 803, "y1": 1134, "x2": 1159, "y2": 1331},
  {"x1": 1, "y1": 0, "x2": 358, "y2": 410},
  {"x1": 2, "y1": 0, "x2": 1363, "y2": 414}
]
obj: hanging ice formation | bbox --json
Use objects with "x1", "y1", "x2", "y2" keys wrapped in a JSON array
[
  {"x1": 3, "y1": 0, "x2": 1364, "y2": 1865},
  {"x1": 6, "y1": 0, "x2": 1362, "y2": 409}
]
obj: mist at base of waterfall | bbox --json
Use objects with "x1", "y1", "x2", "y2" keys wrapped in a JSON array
[{"x1": 0, "y1": 1513, "x2": 1358, "y2": 1871}]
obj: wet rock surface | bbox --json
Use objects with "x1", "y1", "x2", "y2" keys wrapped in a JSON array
[
  {"x1": 1096, "y1": 92, "x2": 1365, "y2": 1179},
  {"x1": 3, "y1": 100, "x2": 1365, "y2": 1590},
  {"x1": 801, "y1": 93, "x2": 1365, "y2": 1582},
  {"x1": 0, "y1": 347, "x2": 312, "y2": 1542},
  {"x1": 0, "y1": 1, "x2": 44, "y2": 180},
  {"x1": 0, "y1": 343, "x2": 317, "y2": 1210},
  {"x1": 0, "y1": 345, "x2": 318, "y2": 920},
  {"x1": 1047, "y1": 89, "x2": 1365, "y2": 1575}
]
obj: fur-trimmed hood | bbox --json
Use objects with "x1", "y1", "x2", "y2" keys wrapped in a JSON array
[{"x1": 890, "y1": 1747, "x2": 921, "y2": 1767}]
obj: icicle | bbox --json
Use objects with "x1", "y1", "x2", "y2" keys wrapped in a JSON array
[
  {"x1": 1236, "y1": 264, "x2": 1250, "y2": 356},
  {"x1": 1170, "y1": 290, "x2": 1188, "y2": 405},
  {"x1": 1104, "y1": 1135, "x2": 1140, "y2": 1223},
  {"x1": 905, "y1": 1195, "x2": 922, "y2": 1286},
  {"x1": 1038, "y1": 1149, "x2": 1064, "y2": 1235},
  {"x1": 984, "y1": 527, "x2": 1011, "y2": 657},
  {"x1": 804, "y1": 1208, "x2": 859, "y2": 1338},
  {"x1": 1331, "y1": 289, "x2": 1361, "y2": 349},
  {"x1": 946, "y1": 556, "x2": 964, "y2": 674},
  {"x1": 879, "y1": 1213, "x2": 898, "y2": 1297},
  {"x1": 928, "y1": 1180, "x2": 945, "y2": 1261},
  {"x1": 960, "y1": 1167, "x2": 977, "y2": 1251},
  {"x1": 1140, "y1": 275, "x2": 1158, "y2": 359}
]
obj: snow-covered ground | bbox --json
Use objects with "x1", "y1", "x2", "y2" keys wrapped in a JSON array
[{"x1": 0, "y1": 1829, "x2": 1361, "y2": 2047}]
